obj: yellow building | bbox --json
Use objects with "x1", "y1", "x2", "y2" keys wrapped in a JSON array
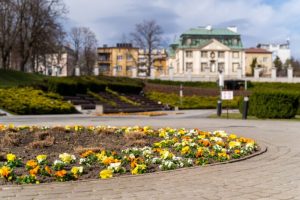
[
  {"x1": 245, "y1": 48, "x2": 272, "y2": 76},
  {"x1": 97, "y1": 43, "x2": 139, "y2": 77},
  {"x1": 98, "y1": 43, "x2": 167, "y2": 78}
]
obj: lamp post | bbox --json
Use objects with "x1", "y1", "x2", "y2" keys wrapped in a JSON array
[
  {"x1": 179, "y1": 84, "x2": 183, "y2": 106},
  {"x1": 217, "y1": 70, "x2": 224, "y2": 117}
]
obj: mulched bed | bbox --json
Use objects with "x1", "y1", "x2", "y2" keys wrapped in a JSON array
[{"x1": 0, "y1": 125, "x2": 259, "y2": 185}]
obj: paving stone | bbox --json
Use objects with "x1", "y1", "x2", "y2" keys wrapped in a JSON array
[{"x1": 1, "y1": 114, "x2": 300, "y2": 199}]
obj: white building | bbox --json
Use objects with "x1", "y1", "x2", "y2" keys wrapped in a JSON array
[
  {"x1": 166, "y1": 26, "x2": 245, "y2": 81},
  {"x1": 36, "y1": 46, "x2": 75, "y2": 76},
  {"x1": 257, "y1": 40, "x2": 291, "y2": 64}
]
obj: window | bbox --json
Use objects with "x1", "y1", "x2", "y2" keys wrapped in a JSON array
[
  {"x1": 218, "y1": 51, "x2": 225, "y2": 58},
  {"x1": 99, "y1": 65, "x2": 109, "y2": 72},
  {"x1": 218, "y1": 63, "x2": 225, "y2": 72},
  {"x1": 263, "y1": 57, "x2": 268, "y2": 62},
  {"x1": 126, "y1": 66, "x2": 132, "y2": 71},
  {"x1": 117, "y1": 55, "x2": 122, "y2": 61},
  {"x1": 232, "y1": 63, "x2": 240, "y2": 72},
  {"x1": 232, "y1": 52, "x2": 239, "y2": 58},
  {"x1": 186, "y1": 38, "x2": 192, "y2": 45},
  {"x1": 127, "y1": 55, "x2": 132, "y2": 60},
  {"x1": 201, "y1": 63, "x2": 207, "y2": 72},
  {"x1": 116, "y1": 65, "x2": 122, "y2": 71},
  {"x1": 201, "y1": 51, "x2": 208, "y2": 58},
  {"x1": 186, "y1": 51, "x2": 193, "y2": 58},
  {"x1": 186, "y1": 62, "x2": 193, "y2": 72}
]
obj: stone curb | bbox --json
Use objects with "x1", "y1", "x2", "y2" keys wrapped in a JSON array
[{"x1": 0, "y1": 141, "x2": 267, "y2": 190}]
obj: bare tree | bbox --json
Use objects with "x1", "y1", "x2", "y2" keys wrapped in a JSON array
[
  {"x1": 0, "y1": 0, "x2": 20, "y2": 69},
  {"x1": 69, "y1": 27, "x2": 97, "y2": 75},
  {"x1": 131, "y1": 20, "x2": 163, "y2": 76},
  {"x1": 0, "y1": 0, "x2": 66, "y2": 71},
  {"x1": 16, "y1": 0, "x2": 66, "y2": 72}
]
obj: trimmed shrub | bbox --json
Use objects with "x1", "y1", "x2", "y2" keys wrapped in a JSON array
[
  {"x1": 47, "y1": 77, "x2": 107, "y2": 95},
  {"x1": 47, "y1": 78, "x2": 77, "y2": 96},
  {"x1": 244, "y1": 91, "x2": 299, "y2": 119},
  {"x1": 107, "y1": 83, "x2": 143, "y2": 94},
  {"x1": 147, "y1": 79, "x2": 218, "y2": 88},
  {"x1": 147, "y1": 92, "x2": 239, "y2": 109},
  {"x1": 0, "y1": 87, "x2": 76, "y2": 115}
]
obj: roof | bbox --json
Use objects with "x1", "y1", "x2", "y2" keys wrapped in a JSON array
[
  {"x1": 245, "y1": 48, "x2": 272, "y2": 54},
  {"x1": 181, "y1": 27, "x2": 240, "y2": 36}
]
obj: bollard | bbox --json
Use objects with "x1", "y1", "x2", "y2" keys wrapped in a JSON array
[
  {"x1": 242, "y1": 96, "x2": 249, "y2": 120},
  {"x1": 217, "y1": 100, "x2": 222, "y2": 117}
]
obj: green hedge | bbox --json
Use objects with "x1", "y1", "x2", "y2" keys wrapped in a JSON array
[
  {"x1": 107, "y1": 83, "x2": 143, "y2": 94},
  {"x1": 247, "y1": 82, "x2": 300, "y2": 92},
  {"x1": 0, "y1": 88, "x2": 76, "y2": 115},
  {"x1": 47, "y1": 77, "x2": 107, "y2": 96},
  {"x1": 147, "y1": 92, "x2": 239, "y2": 109},
  {"x1": 147, "y1": 79, "x2": 218, "y2": 88},
  {"x1": 46, "y1": 77, "x2": 142, "y2": 96},
  {"x1": 239, "y1": 91, "x2": 299, "y2": 119}
]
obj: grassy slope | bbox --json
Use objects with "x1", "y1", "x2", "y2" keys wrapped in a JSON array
[{"x1": 0, "y1": 69, "x2": 44, "y2": 88}]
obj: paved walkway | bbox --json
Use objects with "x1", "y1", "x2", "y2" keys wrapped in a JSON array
[{"x1": 0, "y1": 111, "x2": 300, "y2": 200}]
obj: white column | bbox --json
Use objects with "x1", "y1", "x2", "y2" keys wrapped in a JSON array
[
  {"x1": 254, "y1": 67, "x2": 260, "y2": 79},
  {"x1": 75, "y1": 67, "x2": 80, "y2": 76},
  {"x1": 131, "y1": 66, "x2": 137, "y2": 78},
  {"x1": 288, "y1": 67, "x2": 293, "y2": 81},
  {"x1": 271, "y1": 67, "x2": 277, "y2": 80},
  {"x1": 169, "y1": 66, "x2": 174, "y2": 80},
  {"x1": 94, "y1": 67, "x2": 99, "y2": 76}
]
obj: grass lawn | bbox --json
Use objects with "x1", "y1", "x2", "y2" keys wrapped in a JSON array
[{"x1": 0, "y1": 69, "x2": 44, "y2": 88}]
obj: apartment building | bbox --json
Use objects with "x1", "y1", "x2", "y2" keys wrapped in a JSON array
[{"x1": 97, "y1": 43, "x2": 139, "y2": 77}]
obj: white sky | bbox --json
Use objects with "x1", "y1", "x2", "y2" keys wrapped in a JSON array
[{"x1": 64, "y1": 0, "x2": 300, "y2": 58}]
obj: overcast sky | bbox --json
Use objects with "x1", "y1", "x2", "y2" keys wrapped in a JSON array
[{"x1": 64, "y1": 0, "x2": 300, "y2": 58}]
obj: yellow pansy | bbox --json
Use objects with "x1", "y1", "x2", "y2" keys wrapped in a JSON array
[
  {"x1": 36, "y1": 155, "x2": 47, "y2": 163},
  {"x1": 71, "y1": 166, "x2": 83, "y2": 175},
  {"x1": 181, "y1": 146, "x2": 190, "y2": 155},
  {"x1": 99, "y1": 169, "x2": 113, "y2": 179},
  {"x1": 229, "y1": 134, "x2": 237, "y2": 140},
  {"x1": 59, "y1": 153, "x2": 76, "y2": 164},
  {"x1": 6, "y1": 153, "x2": 16, "y2": 162},
  {"x1": 228, "y1": 141, "x2": 241, "y2": 149}
]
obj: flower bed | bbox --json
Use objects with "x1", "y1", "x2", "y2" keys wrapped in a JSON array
[{"x1": 0, "y1": 125, "x2": 259, "y2": 185}]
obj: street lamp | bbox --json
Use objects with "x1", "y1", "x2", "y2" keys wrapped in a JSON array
[{"x1": 217, "y1": 70, "x2": 224, "y2": 117}]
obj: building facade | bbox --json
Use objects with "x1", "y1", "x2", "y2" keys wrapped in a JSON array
[
  {"x1": 97, "y1": 43, "x2": 139, "y2": 77},
  {"x1": 167, "y1": 26, "x2": 245, "y2": 80},
  {"x1": 36, "y1": 46, "x2": 75, "y2": 76},
  {"x1": 97, "y1": 43, "x2": 167, "y2": 78},
  {"x1": 257, "y1": 40, "x2": 291, "y2": 64},
  {"x1": 245, "y1": 48, "x2": 273, "y2": 76},
  {"x1": 138, "y1": 49, "x2": 168, "y2": 77}
]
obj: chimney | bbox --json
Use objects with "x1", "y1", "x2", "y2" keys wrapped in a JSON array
[
  {"x1": 227, "y1": 26, "x2": 237, "y2": 33},
  {"x1": 205, "y1": 25, "x2": 212, "y2": 31}
]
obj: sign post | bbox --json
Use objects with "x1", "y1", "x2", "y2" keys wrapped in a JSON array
[{"x1": 221, "y1": 91, "x2": 234, "y2": 119}]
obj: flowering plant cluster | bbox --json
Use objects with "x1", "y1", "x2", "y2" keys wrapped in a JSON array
[{"x1": 0, "y1": 125, "x2": 258, "y2": 184}]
